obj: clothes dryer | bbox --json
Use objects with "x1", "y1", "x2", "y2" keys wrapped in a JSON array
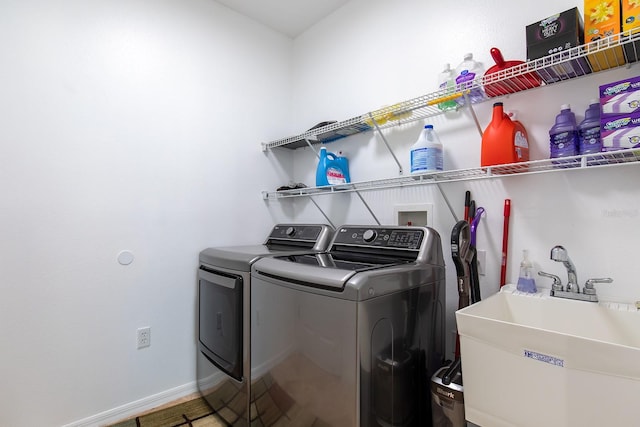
[{"x1": 197, "y1": 223, "x2": 334, "y2": 425}]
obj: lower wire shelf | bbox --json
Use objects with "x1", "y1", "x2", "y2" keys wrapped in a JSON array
[{"x1": 262, "y1": 150, "x2": 640, "y2": 200}]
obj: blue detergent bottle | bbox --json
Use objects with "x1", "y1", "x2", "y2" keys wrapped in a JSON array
[
  {"x1": 549, "y1": 104, "x2": 579, "y2": 158},
  {"x1": 578, "y1": 99, "x2": 602, "y2": 155},
  {"x1": 336, "y1": 151, "x2": 351, "y2": 183},
  {"x1": 316, "y1": 147, "x2": 351, "y2": 186}
]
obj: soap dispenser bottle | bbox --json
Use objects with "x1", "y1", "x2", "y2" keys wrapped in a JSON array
[{"x1": 516, "y1": 250, "x2": 537, "y2": 293}]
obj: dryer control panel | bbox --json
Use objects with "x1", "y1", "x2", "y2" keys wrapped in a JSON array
[
  {"x1": 269, "y1": 224, "x2": 322, "y2": 241},
  {"x1": 265, "y1": 224, "x2": 334, "y2": 251}
]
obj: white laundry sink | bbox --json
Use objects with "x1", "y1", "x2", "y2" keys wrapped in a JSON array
[{"x1": 456, "y1": 285, "x2": 640, "y2": 427}]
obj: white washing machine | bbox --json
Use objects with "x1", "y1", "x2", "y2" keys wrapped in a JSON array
[{"x1": 196, "y1": 223, "x2": 334, "y2": 426}]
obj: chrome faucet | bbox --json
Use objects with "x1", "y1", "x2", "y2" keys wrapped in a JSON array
[
  {"x1": 550, "y1": 245, "x2": 578, "y2": 292},
  {"x1": 539, "y1": 245, "x2": 613, "y2": 302}
]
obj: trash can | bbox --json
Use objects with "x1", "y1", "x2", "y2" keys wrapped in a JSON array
[{"x1": 430, "y1": 361, "x2": 465, "y2": 427}]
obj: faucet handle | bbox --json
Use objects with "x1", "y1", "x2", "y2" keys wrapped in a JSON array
[
  {"x1": 583, "y1": 278, "x2": 613, "y2": 295},
  {"x1": 538, "y1": 271, "x2": 563, "y2": 291}
]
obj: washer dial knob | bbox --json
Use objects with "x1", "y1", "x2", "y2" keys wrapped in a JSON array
[
  {"x1": 285, "y1": 226, "x2": 295, "y2": 236},
  {"x1": 363, "y1": 229, "x2": 377, "y2": 242}
]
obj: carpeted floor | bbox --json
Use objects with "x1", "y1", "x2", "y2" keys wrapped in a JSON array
[{"x1": 107, "y1": 397, "x2": 228, "y2": 427}]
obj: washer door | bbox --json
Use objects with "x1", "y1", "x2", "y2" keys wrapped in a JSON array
[{"x1": 198, "y1": 267, "x2": 243, "y2": 381}]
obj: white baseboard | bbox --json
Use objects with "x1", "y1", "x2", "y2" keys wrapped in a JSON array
[
  {"x1": 61, "y1": 381, "x2": 200, "y2": 427},
  {"x1": 65, "y1": 346, "x2": 294, "y2": 427},
  {"x1": 196, "y1": 370, "x2": 226, "y2": 392}
]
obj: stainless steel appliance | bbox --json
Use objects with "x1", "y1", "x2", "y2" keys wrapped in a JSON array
[
  {"x1": 197, "y1": 224, "x2": 334, "y2": 426},
  {"x1": 249, "y1": 225, "x2": 446, "y2": 427}
]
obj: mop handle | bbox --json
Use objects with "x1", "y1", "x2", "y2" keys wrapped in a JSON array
[{"x1": 500, "y1": 199, "x2": 511, "y2": 288}]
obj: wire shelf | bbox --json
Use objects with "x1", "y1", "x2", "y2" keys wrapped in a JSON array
[
  {"x1": 262, "y1": 31, "x2": 640, "y2": 151},
  {"x1": 262, "y1": 150, "x2": 640, "y2": 200}
]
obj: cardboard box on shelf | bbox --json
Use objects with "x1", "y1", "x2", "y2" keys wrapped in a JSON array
[
  {"x1": 584, "y1": 0, "x2": 626, "y2": 71},
  {"x1": 622, "y1": 0, "x2": 640, "y2": 62},
  {"x1": 599, "y1": 75, "x2": 640, "y2": 117},
  {"x1": 622, "y1": 0, "x2": 640, "y2": 32},
  {"x1": 526, "y1": 7, "x2": 592, "y2": 83},
  {"x1": 598, "y1": 76, "x2": 640, "y2": 153},
  {"x1": 600, "y1": 113, "x2": 640, "y2": 150}
]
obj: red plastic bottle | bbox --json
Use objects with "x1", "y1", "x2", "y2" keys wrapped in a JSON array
[{"x1": 481, "y1": 102, "x2": 529, "y2": 167}]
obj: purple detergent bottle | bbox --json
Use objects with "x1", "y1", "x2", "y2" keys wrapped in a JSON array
[
  {"x1": 549, "y1": 104, "x2": 579, "y2": 158},
  {"x1": 578, "y1": 99, "x2": 602, "y2": 155}
]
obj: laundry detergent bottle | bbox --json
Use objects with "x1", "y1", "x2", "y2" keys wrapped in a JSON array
[
  {"x1": 437, "y1": 63, "x2": 458, "y2": 111},
  {"x1": 455, "y1": 53, "x2": 485, "y2": 105},
  {"x1": 578, "y1": 99, "x2": 602, "y2": 155},
  {"x1": 315, "y1": 147, "x2": 351, "y2": 186},
  {"x1": 481, "y1": 102, "x2": 530, "y2": 167},
  {"x1": 549, "y1": 104, "x2": 578, "y2": 158},
  {"x1": 410, "y1": 125, "x2": 444, "y2": 173},
  {"x1": 336, "y1": 151, "x2": 351, "y2": 183}
]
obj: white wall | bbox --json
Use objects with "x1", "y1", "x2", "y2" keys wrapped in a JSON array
[
  {"x1": 282, "y1": 0, "x2": 640, "y2": 360},
  {"x1": 3, "y1": 0, "x2": 637, "y2": 425},
  {"x1": 0, "y1": 1, "x2": 294, "y2": 426}
]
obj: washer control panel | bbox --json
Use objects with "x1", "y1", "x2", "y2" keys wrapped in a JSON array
[{"x1": 334, "y1": 226, "x2": 424, "y2": 250}]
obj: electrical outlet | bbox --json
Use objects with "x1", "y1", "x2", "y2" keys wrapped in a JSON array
[
  {"x1": 477, "y1": 250, "x2": 486, "y2": 276},
  {"x1": 137, "y1": 327, "x2": 151, "y2": 349}
]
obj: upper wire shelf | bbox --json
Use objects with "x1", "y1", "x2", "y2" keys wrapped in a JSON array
[
  {"x1": 262, "y1": 150, "x2": 640, "y2": 199},
  {"x1": 261, "y1": 31, "x2": 640, "y2": 151}
]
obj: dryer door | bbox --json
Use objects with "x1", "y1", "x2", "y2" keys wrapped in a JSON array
[{"x1": 198, "y1": 267, "x2": 243, "y2": 381}]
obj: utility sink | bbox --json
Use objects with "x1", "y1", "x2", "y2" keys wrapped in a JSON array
[{"x1": 456, "y1": 285, "x2": 640, "y2": 427}]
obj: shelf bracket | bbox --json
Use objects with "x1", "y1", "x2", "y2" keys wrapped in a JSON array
[
  {"x1": 309, "y1": 189, "x2": 380, "y2": 227},
  {"x1": 581, "y1": 156, "x2": 588, "y2": 168},
  {"x1": 353, "y1": 189, "x2": 381, "y2": 225},
  {"x1": 308, "y1": 196, "x2": 336, "y2": 230},
  {"x1": 368, "y1": 112, "x2": 404, "y2": 175},
  {"x1": 436, "y1": 183, "x2": 459, "y2": 223},
  {"x1": 305, "y1": 137, "x2": 320, "y2": 158},
  {"x1": 464, "y1": 92, "x2": 484, "y2": 137}
]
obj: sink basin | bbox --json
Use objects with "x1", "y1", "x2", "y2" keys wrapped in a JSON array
[{"x1": 456, "y1": 285, "x2": 640, "y2": 427}]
